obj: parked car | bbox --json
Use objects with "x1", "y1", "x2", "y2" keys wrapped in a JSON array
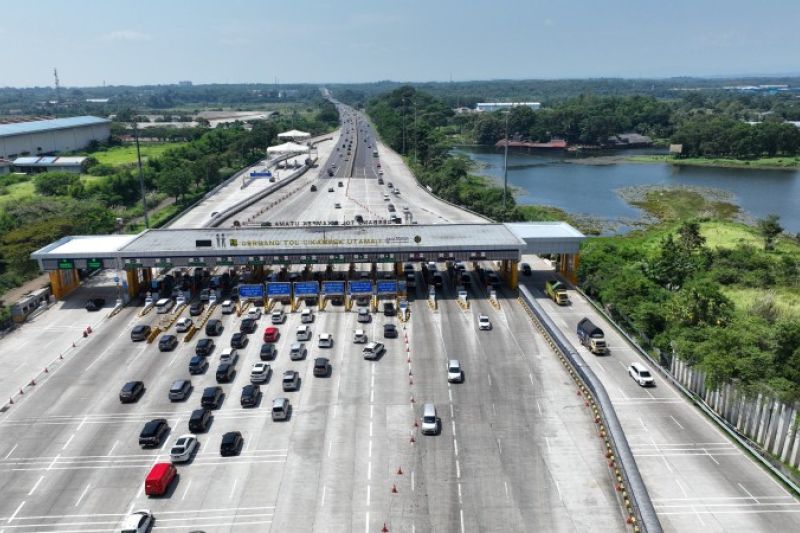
[
  {"x1": 220, "y1": 431, "x2": 243, "y2": 456},
  {"x1": 119, "y1": 381, "x2": 145, "y2": 403},
  {"x1": 130, "y1": 325, "x2": 151, "y2": 342},
  {"x1": 282, "y1": 370, "x2": 300, "y2": 391}
]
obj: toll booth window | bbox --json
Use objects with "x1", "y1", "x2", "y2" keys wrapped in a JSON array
[{"x1": 196, "y1": 240, "x2": 213, "y2": 247}]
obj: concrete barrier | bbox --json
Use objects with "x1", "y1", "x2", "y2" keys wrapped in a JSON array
[{"x1": 519, "y1": 285, "x2": 662, "y2": 533}]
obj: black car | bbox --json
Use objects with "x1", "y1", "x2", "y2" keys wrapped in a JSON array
[
  {"x1": 195, "y1": 338, "x2": 215, "y2": 356},
  {"x1": 119, "y1": 381, "x2": 145, "y2": 403},
  {"x1": 158, "y1": 334, "x2": 178, "y2": 352},
  {"x1": 310, "y1": 184, "x2": 318, "y2": 191},
  {"x1": 240, "y1": 384, "x2": 261, "y2": 407},
  {"x1": 383, "y1": 302, "x2": 396, "y2": 317},
  {"x1": 220, "y1": 431, "x2": 243, "y2": 456},
  {"x1": 189, "y1": 302, "x2": 205, "y2": 316},
  {"x1": 138, "y1": 418, "x2": 169, "y2": 448},
  {"x1": 85, "y1": 298, "x2": 105, "y2": 311},
  {"x1": 201, "y1": 386, "x2": 224, "y2": 409},
  {"x1": 313, "y1": 357, "x2": 331, "y2": 377},
  {"x1": 189, "y1": 355, "x2": 208, "y2": 374},
  {"x1": 383, "y1": 324, "x2": 398, "y2": 338},
  {"x1": 216, "y1": 362, "x2": 235, "y2": 383},
  {"x1": 240, "y1": 318, "x2": 257, "y2": 334},
  {"x1": 521, "y1": 263, "x2": 532, "y2": 276},
  {"x1": 230, "y1": 332, "x2": 249, "y2": 349},
  {"x1": 260, "y1": 343, "x2": 277, "y2": 361},
  {"x1": 188, "y1": 408, "x2": 212, "y2": 433},
  {"x1": 130, "y1": 325, "x2": 151, "y2": 342},
  {"x1": 205, "y1": 319, "x2": 223, "y2": 336}
]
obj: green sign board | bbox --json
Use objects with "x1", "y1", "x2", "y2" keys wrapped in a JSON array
[
  {"x1": 154, "y1": 261, "x2": 173, "y2": 268},
  {"x1": 216, "y1": 258, "x2": 234, "y2": 266},
  {"x1": 188, "y1": 261, "x2": 207, "y2": 267},
  {"x1": 247, "y1": 257, "x2": 264, "y2": 265},
  {"x1": 125, "y1": 261, "x2": 143, "y2": 269},
  {"x1": 57, "y1": 259, "x2": 74, "y2": 270},
  {"x1": 86, "y1": 258, "x2": 103, "y2": 269}
]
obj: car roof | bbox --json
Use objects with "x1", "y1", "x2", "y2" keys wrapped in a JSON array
[
  {"x1": 315, "y1": 357, "x2": 329, "y2": 364},
  {"x1": 630, "y1": 362, "x2": 648, "y2": 371},
  {"x1": 448, "y1": 359, "x2": 460, "y2": 367}
]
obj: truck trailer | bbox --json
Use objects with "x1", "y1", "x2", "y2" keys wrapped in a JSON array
[{"x1": 577, "y1": 317, "x2": 607, "y2": 355}]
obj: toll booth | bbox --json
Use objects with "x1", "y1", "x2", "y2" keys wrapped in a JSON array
[
  {"x1": 266, "y1": 282, "x2": 291, "y2": 310},
  {"x1": 348, "y1": 280, "x2": 373, "y2": 311},
  {"x1": 321, "y1": 280, "x2": 345, "y2": 310},
  {"x1": 293, "y1": 281, "x2": 319, "y2": 311}
]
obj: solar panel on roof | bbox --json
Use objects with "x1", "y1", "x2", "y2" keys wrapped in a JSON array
[{"x1": 37, "y1": 156, "x2": 57, "y2": 164}]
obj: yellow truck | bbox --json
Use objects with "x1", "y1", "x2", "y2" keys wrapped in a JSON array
[{"x1": 545, "y1": 279, "x2": 570, "y2": 305}]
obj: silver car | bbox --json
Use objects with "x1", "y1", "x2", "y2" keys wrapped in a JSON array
[{"x1": 169, "y1": 435, "x2": 198, "y2": 463}]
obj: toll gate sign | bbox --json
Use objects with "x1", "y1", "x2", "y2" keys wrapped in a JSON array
[
  {"x1": 267, "y1": 282, "x2": 291, "y2": 297},
  {"x1": 322, "y1": 281, "x2": 345, "y2": 295},
  {"x1": 377, "y1": 280, "x2": 398, "y2": 294},
  {"x1": 349, "y1": 281, "x2": 373, "y2": 294},
  {"x1": 238, "y1": 284, "x2": 265, "y2": 298},
  {"x1": 294, "y1": 282, "x2": 319, "y2": 296}
]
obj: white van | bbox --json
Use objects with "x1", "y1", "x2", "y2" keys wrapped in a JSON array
[
  {"x1": 421, "y1": 403, "x2": 439, "y2": 435},
  {"x1": 221, "y1": 300, "x2": 235, "y2": 314},
  {"x1": 155, "y1": 298, "x2": 174, "y2": 314}
]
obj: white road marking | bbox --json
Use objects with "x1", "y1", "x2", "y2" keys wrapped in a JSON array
[
  {"x1": 368, "y1": 440, "x2": 372, "y2": 458},
  {"x1": 670, "y1": 415, "x2": 685, "y2": 430},
  {"x1": 365, "y1": 511, "x2": 370, "y2": 533},
  {"x1": 675, "y1": 478, "x2": 689, "y2": 498},
  {"x1": 76, "y1": 416, "x2": 88, "y2": 431},
  {"x1": 366, "y1": 485, "x2": 371, "y2": 506},
  {"x1": 496, "y1": 438, "x2": 502, "y2": 455},
  {"x1": 504, "y1": 481, "x2": 509, "y2": 499},
  {"x1": 454, "y1": 439, "x2": 459, "y2": 456},
  {"x1": 457, "y1": 483, "x2": 463, "y2": 504},
  {"x1": 411, "y1": 470, "x2": 415, "y2": 491},
  {"x1": 62, "y1": 434, "x2": 75, "y2": 451},
  {"x1": 321, "y1": 485, "x2": 326, "y2": 507},
  {"x1": 460, "y1": 509, "x2": 466, "y2": 533},
  {"x1": 332, "y1": 405, "x2": 337, "y2": 419},
  {"x1": 555, "y1": 479, "x2": 561, "y2": 498},
  {"x1": 370, "y1": 389, "x2": 374, "y2": 403},
  {"x1": 229, "y1": 479, "x2": 238, "y2": 499},
  {"x1": 3, "y1": 444, "x2": 17, "y2": 460},
  {"x1": 7, "y1": 501, "x2": 25, "y2": 523},
  {"x1": 545, "y1": 436, "x2": 551, "y2": 452},
  {"x1": 488, "y1": 373, "x2": 492, "y2": 386},
  {"x1": 529, "y1": 373, "x2": 534, "y2": 385},
  {"x1": 181, "y1": 480, "x2": 192, "y2": 500},
  {"x1": 328, "y1": 440, "x2": 333, "y2": 457},
  {"x1": 448, "y1": 389, "x2": 453, "y2": 402},
  {"x1": 638, "y1": 418, "x2": 648, "y2": 431},
  {"x1": 367, "y1": 461, "x2": 372, "y2": 480},
  {"x1": 74, "y1": 483, "x2": 90, "y2": 507},
  {"x1": 456, "y1": 460, "x2": 461, "y2": 479},
  {"x1": 369, "y1": 421, "x2": 373, "y2": 438},
  {"x1": 492, "y1": 403, "x2": 496, "y2": 416},
  {"x1": 449, "y1": 404, "x2": 454, "y2": 418},
  {"x1": 704, "y1": 448, "x2": 721, "y2": 465},
  {"x1": 47, "y1": 454, "x2": 60, "y2": 471},
  {"x1": 738, "y1": 483, "x2": 759, "y2": 503},
  {"x1": 451, "y1": 420, "x2": 456, "y2": 436},
  {"x1": 27, "y1": 475, "x2": 44, "y2": 496},
  {"x1": 106, "y1": 441, "x2": 118, "y2": 456},
  {"x1": 536, "y1": 401, "x2": 543, "y2": 416}
]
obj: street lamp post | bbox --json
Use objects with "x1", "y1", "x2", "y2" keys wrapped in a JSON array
[
  {"x1": 133, "y1": 120, "x2": 149, "y2": 228},
  {"x1": 502, "y1": 111, "x2": 509, "y2": 216},
  {"x1": 413, "y1": 101, "x2": 418, "y2": 164},
  {"x1": 401, "y1": 98, "x2": 406, "y2": 155}
]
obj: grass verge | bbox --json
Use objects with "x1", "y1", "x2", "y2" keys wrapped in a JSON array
[{"x1": 627, "y1": 154, "x2": 800, "y2": 169}]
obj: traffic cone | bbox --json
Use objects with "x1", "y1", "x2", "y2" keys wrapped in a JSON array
[
  {"x1": 86, "y1": 326, "x2": 92, "y2": 334},
  {"x1": 382, "y1": 523, "x2": 389, "y2": 533},
  {"x1": 410, "y1": 395, "x2": 415, "y2": 403},
  {"x1": 391, "y1": 484, "x2": 398, "y2": 493},
  {"x1": 72, "y1": 341, "x2": 76, "y2": 347},
  {"x1": 44, "y1": 367, "x2": 48, "y2": 374},
  {"x1": 407, "y1": 356, "x2": 411, "y2": 363},
  {"x1": 29, "y1": 378, "x2": 36, "y2": 386},
  {"x1": 397, "y1": 467, "x2": 403, "y2": 475},
  {"x1": 82, "y1": 331, "x2": 88, "y2": 338},
  {"x1": 410, "y1": 434, "x2": 416, "y2": 443},
  {"x1": 59, "y1": 354, "x2": 64, "y2": 360},
  {"x1": 409, "y1": 377, "x2": 413, "y2": 385},
  {"x1": 19, "y1": 388, "x2": 24, "y2": 395},
  {"x1": 9, "y1": 397, "x2": 13, "y2": 404},
  {"x1": 414, "y1": 420, "x2": 418, "y2": 428}
]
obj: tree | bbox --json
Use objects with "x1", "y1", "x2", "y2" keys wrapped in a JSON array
[
  {"x1": 33, "y1": 172, "x2": 82, "y2": 196},
  {"x1": 758, "y1": 214, "x2": 783, "y2": 251},
  {"x1": 156, "y1": 166, "x2": 193, "y2": 203},
  {"x1": 668, "y1": 279, "x2": 734, "y2": 327},
  {"x1": 677, "y1": 221, "x2": 705, "y2": 253}
]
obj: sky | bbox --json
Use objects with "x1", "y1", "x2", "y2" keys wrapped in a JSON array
[{"x1": 2, "y1": 0, "x2": 799, "y2": 87}]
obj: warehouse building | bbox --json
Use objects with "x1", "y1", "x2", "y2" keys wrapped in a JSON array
[
  {"x1": 476, "y1": 102, "x2": 541, "y2": 113},
  {"x1": 12, "y1": 155, "x2": 89, "y2": 174},
  {"x1": 0, "y1": 116, "x2": 111, "y2": 159}
]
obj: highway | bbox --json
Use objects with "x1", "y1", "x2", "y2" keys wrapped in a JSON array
[{"x1": 523, "y1": 258, "x2": 800, "y2": 532}]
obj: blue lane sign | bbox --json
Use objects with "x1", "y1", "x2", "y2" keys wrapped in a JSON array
[
  {"x1": 238, "y1": 284, "x2": 265, "y2": 298},
  {"x1": 377, "y1": 280, "x2": 398, "y2": 294},
  {"x1": 349, "y1": 281, "x2": 373, "y2": 294},
  {"x1": 267, "y1": 282, "x2": 291, "y2": 297},
  {"x1": 322, "y1": 281, "x2": 345, "y2": 295},
  {"x1": 293, "y1": 281, "x2": 319, "y2": 296},
  {"x1": 250, "y1": 171, "x2": 272, "y2": 177}
]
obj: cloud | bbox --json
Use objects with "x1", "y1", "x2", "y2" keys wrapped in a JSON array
[{"x1": 102, "y1": 30, "x2": 152, "y2": 42}]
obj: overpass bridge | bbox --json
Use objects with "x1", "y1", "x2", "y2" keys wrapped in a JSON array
[{"x1": 31, "y1": 222, "x2": 584, "y2": 299}]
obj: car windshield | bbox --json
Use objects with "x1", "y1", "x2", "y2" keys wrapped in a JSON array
[
  {"x1": 640, "y1": 370, "x2": 652, "y2": 378},
  {"x1": 423, "y1": 415, "x2": 436, "y2": 423},
  {"x1": 449, "y1": 365, "x2": 459, "y2": 372}
]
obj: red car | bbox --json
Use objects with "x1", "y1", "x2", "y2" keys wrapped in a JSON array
[{"x1": 263, "y1": 327, "x2": 279, "y2": 342}]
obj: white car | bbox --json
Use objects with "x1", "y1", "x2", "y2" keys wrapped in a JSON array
[
  {"x1": 362, "y1": 341, "x2": 385, "y2": 360},
  {"x1": 271, "y1": 309, "x2": 286, "y2": 324},
  {"x1": 246, "y1": 307, "x2": 262, "y2": 320},
  {"x1": 250, "y1": 362, "x2": 272, "y2": 384},
  {"x1": 447, "y1": 360, "x2": 464, "y2": 383},
  {"x1": 353, "y1": 329, "x2": 367, "y2": 343},
  {"x1": 296, "y1": 325, "x2": 312, "y2": 341},
  {"x1": 175, "y1": 317, "x2": 193, "y2": 333},
  {"x1": 301, "y1": 308, "x2": 314, "y2": 323},
  {"x1": 220, "y1": 348, "x2": 238, "y2": 365},
  {"x1": 478, "y1": 315, "x2": 492, "y2": 330},
  {"x1": 120, "y1": 509, "x2": 153, "y2": 533},
  {"x1": 628, "y1": 362, "x2": 655, "y2": 387},
  {"x1": 318, "y1": 333, "x2": 333, "y2": 348},
  {"x1": 169, "y1": 435, "x2": 198, "y2": 463}
]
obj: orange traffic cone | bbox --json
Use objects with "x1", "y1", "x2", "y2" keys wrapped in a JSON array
[
  {"x1": 391, "y1": 484, "x2": 398, "y2": 493},
  {"x1": 397, "y1": 467, "x2": 403, "y2": 475},
  {"x1": 382, "y1": 523, "x2": 389, "y2": 533}
]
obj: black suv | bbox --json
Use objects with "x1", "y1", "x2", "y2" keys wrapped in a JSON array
[
  {"x1": 216, "y1": 362, "x2": 235, "y2": 383},
  {"x1": 205, "y1": 319, "x2": 223, "y2": 336},
  {"x1": 240, "y1": 318, "x2": 257, "y2": 334},
  {"x1": 201, "y1": 386, "x2": 224, "y2": 409},
  {"x1": 230, "y1": 332, "x2": 248, "y2": 349},
  {"x1": 383, "y1": 323, "x2": 398, "y2": 338},
  {"x1": 158, "y1": 334, "x2": 178, "y2": 352},
  {"x1": 85, "y1": 298, "x2": 105, "y2": 311},
  {"x1": 189, "y1": 302, "x2": 205, "y2": 316},
  {"x1": 138, "y1": 418, "x2": 169, "y2": 448},
  {"x1": 260, "y1": 343, "x2": 277, "y2": 361},
  {"x1": 313, "y1": 357, "x2": 331, "y2": 377},
  {"x1": 119, "y1": 381, "x2": 144, "y2": 403},
  {"x1": 195, "y1": 338, "x2": 215, "y2": 356},
  {"x1": 188, "y1": 408, "x2": 212, "y2": 433},
  {"x1": 220, "y1": 431, "x2": 243, "y2": 456},
  {"x1": 240, "y1": 384, "x2": 260, "y2": 407},
  {"x1": 383, "y1": 302, "x2": 396, "y2": 316},
  {"x1": 130, "y1": 325, "x2": 151, "y2": 342}
]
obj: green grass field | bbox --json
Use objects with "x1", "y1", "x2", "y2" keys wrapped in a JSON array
[
  {"x1": 722, "y1": 286, "x2": 800, "y2": 320},
  {"x1": 0, "y1": 181, "x2": 35, "y2": 205},
  {"x1": 628, "y1": 154, "x2": 800, "y2": 169},
  {"x1": 89, "y1": 142, "x2": 186, "y2": 166}
]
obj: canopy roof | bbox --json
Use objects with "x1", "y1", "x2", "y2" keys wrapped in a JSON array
[
  {"x1": 267, "y1": 141, "x2": 309, "y2": 154},
  {"x1": 277, "y1": 129, "x2": 310, "y2": 139}
]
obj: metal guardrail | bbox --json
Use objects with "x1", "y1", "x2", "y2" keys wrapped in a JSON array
[
  {"x1": 518, "y1": 285, "x2": 662, "y2": 533},
  {"x1": 575, "y1": 287, "x2": 800, "y2": 497}
]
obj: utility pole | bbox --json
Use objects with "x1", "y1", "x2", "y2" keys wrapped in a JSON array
[
  {"x1": 401, "y1": 98, "x2": 406, "y2": 155},
  {"x1": 133, "y1": 121, "x2": 149, "y2": 228},
  {"x1": 413, "y1": 101, "x2": 418, "y2": 164},
  {"x1": 502, "y1": 111, "x2": 509, "y2": 216}
]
